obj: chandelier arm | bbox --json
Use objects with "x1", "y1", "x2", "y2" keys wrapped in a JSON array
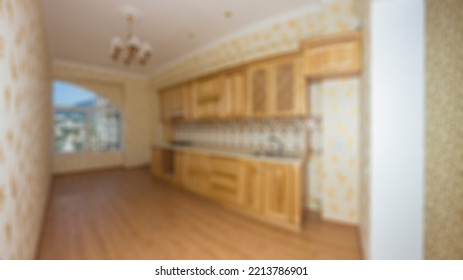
[{"x1": 126, "y1": 14, "x2": 134, "y2": 40}]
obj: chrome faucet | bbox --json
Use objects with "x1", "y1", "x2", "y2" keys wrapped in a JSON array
[{"x1": 268, "y1": 135, "x2": 285, "y2": 156}]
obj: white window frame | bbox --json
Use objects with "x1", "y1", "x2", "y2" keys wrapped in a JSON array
[{"x1": 54, "y1": 105, "x2": 123, "y2": 155}]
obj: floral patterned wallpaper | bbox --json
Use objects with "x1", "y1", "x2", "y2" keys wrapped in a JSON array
[
  {"x1": 0, "y1": 0, "x2": 52, "y2": 259},
  {"x1": 153, "y1": 0, "x2": 362, "y2": 224},
  {"x1": 319, "y1": 78, "x2": 360, "y2": 224},
  {"x1": 425, "y1": 0, "x2": 463, "y2": 259}
]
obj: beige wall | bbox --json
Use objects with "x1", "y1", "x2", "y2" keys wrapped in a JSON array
[
  {"x1": 150, "y1": 0, "x2": 362, "y2": 224},
  {"x1": 425, "y1": 0, "x2": 463, "y2": 259},
  {"x1": 0, "y1": 0, "x2": 52, "y2": 259},
  {"x1": 52, "y1": 62, "x2": 153, "y2": 173}
]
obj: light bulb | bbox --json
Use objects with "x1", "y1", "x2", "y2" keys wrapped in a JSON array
[
  {"x1": 110, "y1": 36, "x2": 123, "y2": 59},
  {"x1": 128, "y1": 35, "x2": 141, "y2": 50},
  {"x1": 141, "y1": 43, "x2": 152, "y2": 54}
]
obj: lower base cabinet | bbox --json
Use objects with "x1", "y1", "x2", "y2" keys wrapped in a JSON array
[
  {"x1": 209, "y1": 156, "x2": 242, "y2": 206},
  {"x1": 151, "y1": 148, "x2": 303, "y2": 230},
  {"x1": 182, "y1": 152, "x2": 210, "y2": 196},
  {"x1": 263, "y1": 163, "x2": 300, "y2": 225},
  {"x1": 240, "y1": 160, "x2": 263, "y2": 213}
]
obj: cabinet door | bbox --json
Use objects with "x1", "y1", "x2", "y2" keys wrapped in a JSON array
[
  {"x1": 263, "y1": 163, "x2": 296, "y2": 223},
  {"x1": 303, "y1": 33, "x2": 361, "y2": 78},
  {"x1": 159, "y1": 91, "x2": 172, "y2": 122},
  {"x1": 240, "y1": 160, "x2": 263, "y2": 213},
  {"x1": 193, "y1": 75, "x2": 224, "y2": 119},
  {"x1": 150, "y1": 148, "x2": 163, "y2": 177},
  {"x1": 174, "y1": 151, "x2": 185, "y2": 185},
  {"x1": 182, "y1": 83, "x2": 194, "y2": 120},
  {"x1": 182, "y1": 153, "x2": 210, "y2": 195},
  {"x1": 223, "y1": 70, "x2": 247, "y2": 118},
  {"x1": 247, "y1": 64, "x2": 270, "y2": 117},
  {"x1": 209, "y1": 156, "x2": 241, "y2": 205},
  {"x1": 171, "y1": 86, "x2": 183, "y2": 116},
  {"x1": 159, "y1": 85, "x2": 190, "y2": 121},
  {"x1": 271, "y1": 56, "x2": 305, "y2": 116}
]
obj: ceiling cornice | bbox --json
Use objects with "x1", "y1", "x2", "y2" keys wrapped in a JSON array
[{"x1": 53, "y1": 59, "x2": 149, "y2": 80}]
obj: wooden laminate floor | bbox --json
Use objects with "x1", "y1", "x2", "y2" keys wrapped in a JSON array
[{"x1": 37, "y1": 168, "x2": 362, "y2": 260}]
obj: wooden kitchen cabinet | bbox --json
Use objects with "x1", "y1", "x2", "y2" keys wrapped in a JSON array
[
  {"x1": 159, "y1": 83, "x2": 190, "y2": 122},
  {"x1": 240, "y1": 160, "x2": 263, "y2": 213},
  {"x1": 174, "y1": 151, "x2": 185, "y2": 184},
  {"x1": 209, "y1": 156, "x2": 242, "y2": 205},
  {"x1": 192, "y1": 74, "x2": 224, "y2": 119},
  {"x1": 159, "y1": 89, "x2": 171, "y2": 122},
  {"x1": 158, "y1": 51, "x2": 309, "y2": 122},
  {"x1": 303, "y1": 31, "x2": 361, "y2": 78},
  {"x1": 223, "y1": 69, "x2": 247, "y2": 118},
  {"x1": 263, "y1": 162, "x2": 300, "y2": 225},
  {"x1": 247, "y1": 53, "x2": 306, "y2": 117},
  {"x1": 151, "y1": 147, "x2": 179, "y2": 183},
  {"x1": 247, "y1": 63, "x2": 270, "y2": 117},
  {"x1": 182, "y1": 152, "x2": 211, "y2": 195},
  {"x1": 152, "y1": 148, "x2": 303, "y2": 231},
  {"x1": 271, "y1": 55, "x2": 305, "y2": 116},
  {"x1": 150, "y1": 147, "x2": 163, "y2": 177},
  {"x1": 179, "y1": 82, "x2": 194, "y2": 120}
]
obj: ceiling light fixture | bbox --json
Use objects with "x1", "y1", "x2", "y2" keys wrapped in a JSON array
[
  {"x1": 109, "y1": 12, "x2": 152, "y2": 66},
  {"x1": 224, "y1": 10, "x2": 233, "y2": 19}
]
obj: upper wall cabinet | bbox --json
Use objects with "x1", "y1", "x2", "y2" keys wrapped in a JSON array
[
  {"x1": 247, "y1": 53, "x2": 306, "y2": 117},
  {"x1": 272, "y1": 55, "x2": 306, "y2": 116},
  {"x1": 303, "y1": 31, "x2": 361, "y2": 79},
  {"x1": 157, "y1": 32, "x2": 361, "y2": 123},
  {"x1": 159, "y1": 88, "x2": 172, "y2": 122},
  {"x1": 159, "y1": 83, "x2": 191, "y2": 122},
  {"x1": 222, "y1": 69, "x2": 247, "y2": 118},
  {"x1": 191, "y1": 74, "x2": 224, "y2": 120},
  {"x1": 247, "y1": 63, "x2": 269, "y2": 117}
]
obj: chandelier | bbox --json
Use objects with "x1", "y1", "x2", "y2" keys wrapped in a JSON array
[{"x1": 109, "y1": 13, "x2": 152, "y2": 66}]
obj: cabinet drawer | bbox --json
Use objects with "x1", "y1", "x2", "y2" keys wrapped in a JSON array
[
  {"x1": 210, "y1": 157, "x2": 240, "y2": 174},
  {"x1": 210, "y1": 177, "x2": 239, "y2": 205},
  {"x1": 209, "y1": 157, "x2": 241, "y2": 205}
]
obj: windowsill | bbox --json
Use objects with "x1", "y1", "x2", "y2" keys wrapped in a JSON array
[{"x1": 54, "y1": 150, "x2": 124, "y2": 156}]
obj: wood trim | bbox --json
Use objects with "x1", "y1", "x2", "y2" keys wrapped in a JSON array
[
  {"x1": 322, "y1": 216, "x2": 359, "y2": 227},
  {"x1": 125, "y1": 163, "x2": 150, "y2": 170},
  {"x1": 306, "y1": 70, "x2": 362, "y2": 81},
  {"x1": 356, "y1": 227, "x2": 365, "y2": 260},
  {"x1": 34, "y1": 178, "x2": 54, "y2": 260},
  {"x1": 53, "y1": 165, "x2": 125, "y2": 177},
  {"x1": 301, "y1": 31, "x2": 361, "y2": 49}
]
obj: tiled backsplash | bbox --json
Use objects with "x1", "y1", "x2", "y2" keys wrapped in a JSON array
[{"x1": 173, "y1": 118, "x2": 307, "y2": 153}]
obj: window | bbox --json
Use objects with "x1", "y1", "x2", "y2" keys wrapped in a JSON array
[{"x1": 53, "y1": 81, "x2": 122, "y2": 154}]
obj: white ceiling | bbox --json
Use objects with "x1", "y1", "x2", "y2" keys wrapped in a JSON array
[{"x1": 43, "y1": 0, "x2": 320, "y2": 76}]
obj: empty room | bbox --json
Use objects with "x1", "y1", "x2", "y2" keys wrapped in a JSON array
[{"x1": 0, "y1": 0, "x2": 461, "y2": 262}]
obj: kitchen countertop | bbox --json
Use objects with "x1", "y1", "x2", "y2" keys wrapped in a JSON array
[{"x1": 152, "y1": 143, "x2": 305, "y2": 165}]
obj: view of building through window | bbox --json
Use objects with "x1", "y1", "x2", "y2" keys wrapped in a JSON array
[{"x1": 53, "y1": 81, "x2": 122, "y2": 153}]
